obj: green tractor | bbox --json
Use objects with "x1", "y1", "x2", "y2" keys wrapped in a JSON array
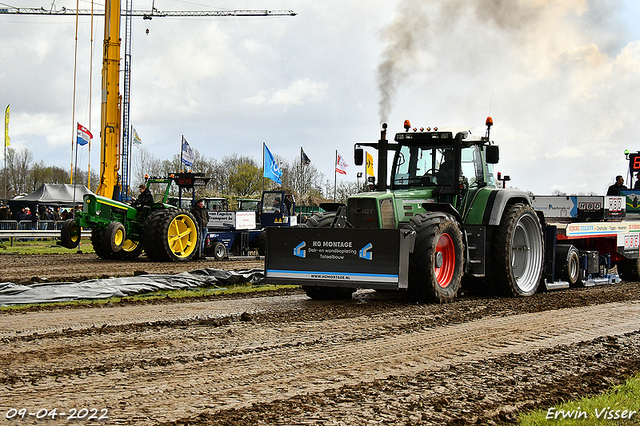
[
  {"x1": 60, "y1": 173, "x2": 207, "y2": 262},
  {"x1": 265, "y1": 118, "x2": 546, "y2": 302}
]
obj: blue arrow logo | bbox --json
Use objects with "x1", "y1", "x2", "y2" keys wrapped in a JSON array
[
  {"x1": 294, "y1": 241, "x2": 306, "y2": 258},
  {"x1": 359, "y1": 243, "x2": 372, "y2": 260}
]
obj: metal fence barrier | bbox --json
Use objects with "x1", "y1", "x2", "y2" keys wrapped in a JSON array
[{"x1": 0, "y1": 220, "x2": 84, "y2": 245}]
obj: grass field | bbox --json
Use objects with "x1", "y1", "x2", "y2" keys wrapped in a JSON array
[
  {"x1": 0, "y1": 238, "x2": 94, "y2": 254},
  {"x1": 518, "y1": 375, "x2": 640, "y2": 425}
]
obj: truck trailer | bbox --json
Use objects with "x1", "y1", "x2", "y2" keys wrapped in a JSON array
[{"x1": 264, "y1": 118, "x2": 637, "y2": 301}]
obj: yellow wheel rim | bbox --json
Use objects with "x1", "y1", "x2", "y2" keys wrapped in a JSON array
[
  {"x1": 121, "y1": 238, "x2": 138, "y2": 252},
  {"x1": 70, "y1": 225, "x2": 79, "y2": 243},
  {"x1": 167, "y1": 214, "x2": 198, "y2": 258},
  {"x1": 114, "y1": 228, "x2": 125, "y2": 247}
]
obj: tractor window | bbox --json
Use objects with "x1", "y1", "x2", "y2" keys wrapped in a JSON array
[
  {"x1": 205, "y1": 199, "x2": 227, "y2": 211},
  {"x1": 239, "y1": 200, "x2": 259, "y2": 211},
  {"x1": 262, "y1": 192, "x2": 284, "y2": 213},
  {"x1": 461, "y1": 146, "x2": 484, "y2": 188},
  {"x1": 392, "y1": 144, "x2": 454, "y2": 188}
]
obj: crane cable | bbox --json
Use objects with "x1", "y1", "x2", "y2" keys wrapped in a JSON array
[
  {"x1": 70, "y1": 0, "x2": 79, "y2": 185},
  {"x1": 70, "y1": 0, "x2": 96, "y2": 188},
  {"x1": 87, "y1": 0, "x2": 94, "y2": 188}
]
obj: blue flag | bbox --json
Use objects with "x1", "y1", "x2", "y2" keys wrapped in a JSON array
[
  {"x1": 263, "y1": 143, "x2": 282, "y2": 185},
  {"x1": 181, "y1": 136, "x2": 194, "y2": 168}
]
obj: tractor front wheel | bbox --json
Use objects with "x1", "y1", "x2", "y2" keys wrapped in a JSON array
[
  {"x1": 60, "y1": 219, "x2": 80, "y2": 249},
  {"x1": 103, "y1": 222, "x2": 126, "y2": 253},
  {"x1": 407, "y1": 212, "x2": 464, "y2": 303}
]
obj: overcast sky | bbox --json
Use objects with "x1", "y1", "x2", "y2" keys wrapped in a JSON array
[{"x1": 1, "y1": 0, "x2": 640, "y2": 195}]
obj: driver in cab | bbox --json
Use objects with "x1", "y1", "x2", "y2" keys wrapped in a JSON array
[{"x1": 435, "y1": 150, "x2": 455, "y2": 185}]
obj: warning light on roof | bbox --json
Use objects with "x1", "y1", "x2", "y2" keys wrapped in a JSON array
[
  {"x1": 404, "y1": 120, "x2": 411, "y2": 131},
  {"x1": 486, "y1": 117, "x2": 493, "y2": 127}
]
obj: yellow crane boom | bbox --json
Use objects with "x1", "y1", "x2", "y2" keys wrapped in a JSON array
[{"x1": 98, "y1": 0, "x2": 123, "y2": 199}]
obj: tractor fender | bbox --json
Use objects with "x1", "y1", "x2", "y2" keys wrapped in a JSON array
[{"x1": 483, "y1": 189, "x2": 532, "y2": 226}]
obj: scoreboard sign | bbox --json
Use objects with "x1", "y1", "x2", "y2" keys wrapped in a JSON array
[{"x1": 630, "y1": 153, "x2": 640, "y2": 172}]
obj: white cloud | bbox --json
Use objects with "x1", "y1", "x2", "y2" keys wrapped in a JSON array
[{"x1": 243, "y1": 78, "x2": 329, "y2": 106}]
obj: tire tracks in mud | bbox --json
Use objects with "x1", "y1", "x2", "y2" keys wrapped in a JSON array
[{"x1": 2, "y1": 299, "x2": 640, "y2": 425}]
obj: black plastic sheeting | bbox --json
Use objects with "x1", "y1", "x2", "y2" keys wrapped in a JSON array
[{"x1": 0, "y1": 268, "x2": 264, "y2": 306}]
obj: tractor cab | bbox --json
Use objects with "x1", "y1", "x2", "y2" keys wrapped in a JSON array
[
  {"x1": 350, "y1": 119, "x2": 500, "y2": 229},
  {"x1": 391, "y1": 129, "x2": 499, "y2": 194}
]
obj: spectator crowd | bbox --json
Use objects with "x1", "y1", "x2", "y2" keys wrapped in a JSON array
[{"x1": 0, "y1": 204, "x2": 81, "y2": 224}]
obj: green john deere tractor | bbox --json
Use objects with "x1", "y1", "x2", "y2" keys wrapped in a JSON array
[
  {"x1": 60, "y1": 173, "x2": 208, "y2": 262},
  {"x1": 265, "y1": 118, "x2": 545, "y2": 302}
]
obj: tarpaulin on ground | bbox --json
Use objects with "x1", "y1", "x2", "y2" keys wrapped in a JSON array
[{"x1": 0, "y1": 268, "x2": 264, "y2": 306}]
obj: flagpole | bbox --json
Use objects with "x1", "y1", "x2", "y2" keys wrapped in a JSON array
[
  {"x1": 333, "y1": 150, "x2": 337, "y2": 200},
  {"x1": 73, "y1": 125, "x2": 79, "y2": 203},
  {"x1": 180, "y1": 135, "x2": 183, "y2": 171},
  {"x1": 4, "y1": 104, "x2": 8, "y2": 202},
  {"x1": 262, "y1": 142, "x2": 265, "y2": 192}
]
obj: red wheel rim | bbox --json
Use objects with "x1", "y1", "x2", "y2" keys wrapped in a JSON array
[{"x1": 435, "y1": 232, "x2": 455, "y2": 287}]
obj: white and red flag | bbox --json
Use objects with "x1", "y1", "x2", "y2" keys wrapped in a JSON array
[
  {"x1": 77, "y1": 123, "x2": 92, "y2": 146},
  {"x1": 336, "y1": 151, "x2": 348, "y2": 175}
]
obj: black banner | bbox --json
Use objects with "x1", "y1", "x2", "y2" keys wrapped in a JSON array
[{"x1": 265, "y1": 227, "x2": 411, "y2": 289}]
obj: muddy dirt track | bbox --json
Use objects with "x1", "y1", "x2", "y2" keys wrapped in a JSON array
[{"x1": 2, "y1": 253, "x2": 640, "y2": 425}]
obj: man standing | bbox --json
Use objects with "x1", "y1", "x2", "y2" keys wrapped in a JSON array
[
  {"x1": 607, "y1": 175, "x2": 628, "y2": 196},
  {"x1": 191, "y1": 198, "x2": 209, "y2": 258}
]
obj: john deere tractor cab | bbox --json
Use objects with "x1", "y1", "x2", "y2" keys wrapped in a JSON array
[
  {"x1": 60, "y1": 172, "x2": 210, "y2": 262},
  {"x1": 265, "y1": 118, "x2": 545, "y2": 303}
]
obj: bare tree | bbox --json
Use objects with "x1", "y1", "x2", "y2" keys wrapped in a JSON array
[
  {"x1": 280, "y1": 158, "x2": 325, "y2": 196},
  {"x1": 6, "y1": 147, "x2": 33, "y2": 194}
]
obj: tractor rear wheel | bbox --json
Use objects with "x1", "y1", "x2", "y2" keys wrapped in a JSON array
[
  {"x1": 407, "y1": 212, "x2": 464, "y2": 303},
  {"x1": 300, "y1": 212, "x2": 355, "y2": 300},
  {"x1": 143, "y1": 209, "x2": 199, "y2": 262},
  {"x1": 492, "y1": 203, "x2": 544, "y2": 296},
  {"x1": 91, "y1": 228, "x2": 115, "y2": 259},
  {"x1": 60, "y1": 219, "x2": 80, "y2": 249},
  {"x1": 304, "y1": 212, "x2": 341, "y2": 228}
]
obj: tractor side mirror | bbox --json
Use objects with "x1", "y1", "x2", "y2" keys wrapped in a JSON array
[
  {"x1": 354, "y1": 146, "x2": 364, "y2": 166},
  {"x1": 486, "y1": 145, "x2": 499, "y2": 164}
]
